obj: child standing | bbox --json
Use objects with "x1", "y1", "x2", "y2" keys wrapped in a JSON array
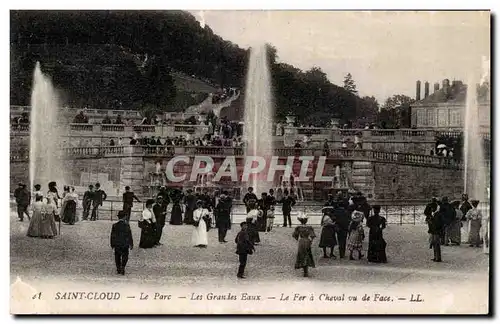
[
  {"x1": 110, "y1": 211, "x2": 134, "y2": 275},
  {"x1": 235, "y1": 222, "x2": 255, "y2": 279},
  {"x1": 347, "y1": 210, "x2": 365, "y2": 260}
]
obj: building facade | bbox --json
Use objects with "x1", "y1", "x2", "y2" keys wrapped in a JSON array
[{"x1": 410, "y1": 79, "x2": 490, "y2": 132}]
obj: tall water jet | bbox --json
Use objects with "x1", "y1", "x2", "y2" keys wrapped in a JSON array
[
  {"x1": 29, "y1": 62, "x2": 66, "y2": 192},
  {"x1": 463, "y1": 58, "x2": 489, "y2": 203},
  {"x1": 243, "y1": 45, "x2": 274, "y2": 194}
]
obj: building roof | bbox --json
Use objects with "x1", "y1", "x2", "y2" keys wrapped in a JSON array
[{"x1": 416, "y1": 81, "x2": 490, "y2": 105}]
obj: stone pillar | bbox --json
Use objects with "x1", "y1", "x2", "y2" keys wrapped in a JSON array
[
  {"x1": 361, "y1": 130, "x2": 373, "y2": 150},
  {"x1": 119, "y1": 145, "x2": 145, "y2": 197}
]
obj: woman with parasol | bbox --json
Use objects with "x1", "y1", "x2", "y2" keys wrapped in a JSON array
[{"x1": 319, "y1": 205, "x2": 338, "y2": 259}]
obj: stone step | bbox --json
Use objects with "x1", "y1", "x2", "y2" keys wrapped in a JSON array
[
  {"x1": 351, "y1": 169, "x2": 373, "y2": 176},
  {"x1": 352, "y1": 161, "x2": 372, "y2": 167}
]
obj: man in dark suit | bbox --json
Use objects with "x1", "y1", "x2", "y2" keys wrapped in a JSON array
[
  {"x1": 14, "y1": 183, "x2": 30, "y2": 221},
  {"x1": 428, "y1": 201, "x2": 444, "y2": 262},
  {"x1": 215, "y1": 191, "x2": 232, "y2": 243},
  {"x1": 110, "y1": 211, "x2": 134, "y2": 275},
  {"x1": 333, "y1": 200, "x2": 350, "y2": 259},
  {"x1": 122, "y1": 186, "x2": 141, "y2": 222},
  {"x1": 235, "y1": 222, "x2": 255, "y2": 279},
  {"x1": 91, "y1": 182, "x2": 107, "y2": 221},
  {"x1": 153, "y1": 195, "x2": 167, "y2": 246},
  {"x1": 82, "y1": 185, "x2": 94, "y2": 221},
  {"x1": 281, "y1": 189, "x2": 296, "y2": 228}
]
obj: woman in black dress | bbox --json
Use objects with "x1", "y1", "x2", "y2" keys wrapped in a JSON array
[
  {"x1": 61, "y1": 186, "x2": 78, "y2": 225},
  {"x1": 169, "y1": 189, "x2": 183, "y2": 225},
  {"x1": 367, "y1": 205, "x2": 387, "y2": 263},
  {"x1": 139, "y1": 199, "x2": 157, "y2": 249},
  {"x1": 183, "y1": 189, "x2": 196, "y2": 225},
  {"x1": 319, "y1": 210, "x2": 337, "y2": 258}
]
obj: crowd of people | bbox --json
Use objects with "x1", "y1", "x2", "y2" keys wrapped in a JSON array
[
  {"x1": 424, "y1": 194, "x2": 489, "y2": 262},
  {"x1": 14, "y1": 180, "x2": 488, "y2": 278}
]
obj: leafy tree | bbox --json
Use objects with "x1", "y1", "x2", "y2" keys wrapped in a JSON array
[
  {"x1": 381, "y1": 94, "x2": 414, "y2": 111},
  {"x1": 343, "y1": 73, "x2": 357, "y2": 94},
  {"x1": 10, "y1": 10, "x2": 383, "y2": 124},
  {"x1": 378, "y1": 94, "x2": 415, "y2": 128}
]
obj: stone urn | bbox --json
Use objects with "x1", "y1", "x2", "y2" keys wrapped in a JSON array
[
  {"x1": 330, "y1": 118, "x2": 341, "y2": 129},
  {"x1": 285, "y1": 115, "x2": 296, "y2": 126}
]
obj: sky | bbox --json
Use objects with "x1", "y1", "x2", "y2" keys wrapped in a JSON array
[{"x1": 192, "y1": 10, "x2": 490, "y2": 103}]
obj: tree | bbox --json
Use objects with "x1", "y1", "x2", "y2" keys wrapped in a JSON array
[
  {"x1": 265, "y1": 43, "x2": 278, "y2": 66},
  {"x1": 378, "y1": 94, "x2": 415, "y2": 128},
  {"x1": 381, "y1": 94, "x2": 414, "y2": 111},
  {"x1": 343, "y1": 73, "x2": 357, "y2": 94}
]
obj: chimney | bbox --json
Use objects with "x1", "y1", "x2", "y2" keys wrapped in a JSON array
[
  {"x1": 442, "y1": 79, "x2": 450, "y2": 96},
  {"x1": 416, "y1": 81, "x2": 421, "y2": 101},
  {"x1": 434, "y1": 83, "x2": 440, "y2": 92},
  {"x1": 424, "y1": 81, "x2": 430, "y2": 98}
]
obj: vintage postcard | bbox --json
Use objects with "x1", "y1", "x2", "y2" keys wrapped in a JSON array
[{"x1": 9, "y1": 10, "x2": 490, "y2": 314}]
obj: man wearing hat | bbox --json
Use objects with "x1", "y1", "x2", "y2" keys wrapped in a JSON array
[
  {"x1": 332, "y1": 200, "x2": 350, "y2": 259},
  {"x1": 14, "y1": 183, "x2": 31, "y2": 221},
  {"x1": 153, "y1": 195, "x2": 168, "y2": 246},
  {"x1": 215, "y1": 191, "x2": 232, "y2": 243}
]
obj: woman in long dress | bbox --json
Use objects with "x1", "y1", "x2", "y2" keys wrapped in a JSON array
[
  {"x1": 183, "y1": 189, "x2": 196, "y2": 225},
  {"x1": 367, "y1": 205, "x2": 387, "y2": 263},
  {"x1": 246, "y1": 200, "x2": 261, "y2": 245},
  {"x1": 28, "y1": 196, "x2": 58, "y2": 238},
  {"x1": 139, "y1": 199, "x2": 157, "y2": 249},
  {"x1": 47, "y1": 182, "x2": 61, "y2": 222},
  {"x1": 448, "y1": 201, "x2": 462, "y2": 245},
  {"x1": 466, "y1": 200, "x2": 482, "y2": 247},
  {"x1": 27, "y1": 194, "x2": 46, "y2": 237},
  {"x1": 169, "y1": 189, "x2": 183, "y2": 225},
  {"x1": 61, "y1": 187, "x2": 79, "y2": 225},
  {"x1": 191, "y1": 201, "x2": 209, "y2": 248},
  {"x1": 292, "y1": 213, "x2": 316, "y2": 277},
  {"x1": 319, "y1": 211, "x2": 337, "y2": 259}
]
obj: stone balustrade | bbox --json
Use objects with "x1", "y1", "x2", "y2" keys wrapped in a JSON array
[
  {"x1": 11, "y1": 120, "x2": 490, "y2": 143},
  {"x1": 11, "y1": 105, "x2": 143, "y2": 118},
  {"x1": 11, "y1": 123, "x2": 212, "y2": 138},
  {"x1": 14, "y1": 145, "x2": 460, "y2": 169}
]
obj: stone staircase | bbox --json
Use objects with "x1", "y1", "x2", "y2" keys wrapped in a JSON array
[
  {"x1": 351, "y1": 161, "x2": 375, "y2": 197},
  {"x1": 185, "y1": 91, "x2": 240, "y2": 116}
]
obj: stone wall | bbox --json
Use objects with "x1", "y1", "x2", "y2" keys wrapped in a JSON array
[
  {"x1": 373, "y1": 163, "x2": 464, "y2": 201},
  {"x1": 11, "y1": 153, "x2": 465, "y2": 202},
  {"x1": 11, "y1": 157, "x2": 123, "y2": 196}
]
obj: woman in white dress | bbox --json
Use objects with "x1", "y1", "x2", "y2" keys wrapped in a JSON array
[{"x1": 192, "y1": 200, "x2": 209, "y2": 248}]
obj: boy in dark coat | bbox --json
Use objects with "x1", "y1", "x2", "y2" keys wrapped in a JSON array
[
  {"x1": 235, "y1": 222, "x2": 255, "y2": 279},
  {"x1": 110, "y1": 211, "x2": 134, "y2": 275}
]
